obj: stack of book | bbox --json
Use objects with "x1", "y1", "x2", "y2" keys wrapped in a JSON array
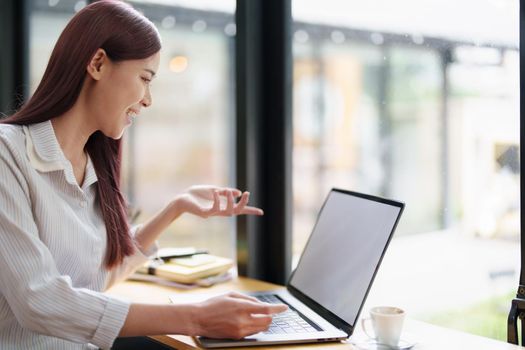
[{"x1": 133, "y1": 248, "x2": 234, "y2": 288}]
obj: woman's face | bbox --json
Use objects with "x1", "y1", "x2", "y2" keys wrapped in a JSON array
[{"x1": 94, "y1": 52, "x2": 160, "y2": 139}]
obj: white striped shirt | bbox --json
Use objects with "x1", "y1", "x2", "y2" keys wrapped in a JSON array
[{"x1": 0, "y1": 120, "x2": 157, "y2": 349}]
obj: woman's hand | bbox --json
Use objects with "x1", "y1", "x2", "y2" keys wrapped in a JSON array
[
  {"x1": 133, "y1": 185, "x2": 263, "y2": 251},
  {"x1": 120, "y1": 293, "x2": 287, "y2": 339},
  {"x1": 175, "y1": 185, "x2": 264, "y2": 219},
  {"x1": 190, "y1": 292, "x2": 288, "y2": 339}
]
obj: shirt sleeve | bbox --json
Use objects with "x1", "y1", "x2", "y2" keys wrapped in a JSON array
[
  {"x1": 0, "y1": 145, "x2": 129, "y2": 349},
  {"x1": 104, "y1": 225, "x2": 159, "y2": 289}
]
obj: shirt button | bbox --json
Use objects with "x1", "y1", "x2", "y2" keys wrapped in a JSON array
[{"x1": 80, "y1": 200, "x2": 87, "y2": 208}]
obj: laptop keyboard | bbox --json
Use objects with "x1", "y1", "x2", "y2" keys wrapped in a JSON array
[{"x1": 255, "y1": 294, "x2": 319, "y2": 334}]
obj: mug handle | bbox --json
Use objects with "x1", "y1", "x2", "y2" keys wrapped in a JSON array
[{"x1": 361, "y1": 317, "x2": 376, "y2": 340}]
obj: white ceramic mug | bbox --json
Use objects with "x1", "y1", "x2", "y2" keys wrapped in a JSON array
[{"x1": 361, "y1": 306, "x2": 405, "y2": 347}]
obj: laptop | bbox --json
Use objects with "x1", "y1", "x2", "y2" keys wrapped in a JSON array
[{"x1": 198, "y1": 188, "x2": 404, "y2": 348}]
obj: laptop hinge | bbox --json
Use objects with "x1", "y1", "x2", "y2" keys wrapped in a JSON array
[{"x1": 287, "y1": 285, "x2": 352, "y2": 335}]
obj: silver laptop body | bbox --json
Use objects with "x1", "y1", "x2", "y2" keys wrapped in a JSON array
[{"x1": 198, "y1": 188, "x2": 405, "y2": 348}]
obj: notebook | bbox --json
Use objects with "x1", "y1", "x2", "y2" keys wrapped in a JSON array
[
  {"x1": 197, "y1": 188, "x2": 404, "y2": 348},
  {"x1": 136, "y1": 254, "x2": 233, "y2": 284}
]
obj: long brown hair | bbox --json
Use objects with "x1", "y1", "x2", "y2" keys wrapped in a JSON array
[{"x1": 1, "y1": 0, "x2": 161, "y2": 268}]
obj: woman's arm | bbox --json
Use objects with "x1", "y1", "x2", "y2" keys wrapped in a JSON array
[
  {"x1": 134, "y1": 185, "x2": 263, "y2": 252},
  {"x1": 119, "y1": 187, "x2": 276, "y2": 339},
  {"x1": 120, "y1": 292, "x2": 287, "y2": 339},
  {"x1": 106, "y1": 186, "x2": 264, "y2": 288},
  {"x1": 0, "y1": 144, "x2": 129, "y2": 349}
]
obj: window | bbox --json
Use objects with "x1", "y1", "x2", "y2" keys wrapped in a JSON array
[
  {"x1": 122, "y1": 1, "x2": 236, "y2": 259},
  {"x1": 292, "y1": 0, "x2": 519, "y2": 341},
  {"x1": 30, "y1": 1, "x2": 74, "y2": 93}
]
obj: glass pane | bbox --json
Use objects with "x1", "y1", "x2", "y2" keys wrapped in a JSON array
[
  {"x1": 292, "y1": 0, "x2": 519, "y2": 341},
  {"x1": 389, "y1": 47, "x2": 443, "y2": 234},
  {"x1": 123, "y1": 1, "x2": 236, "y2": 259},
  {"x1": 30, "y1": 1, "x2": 75, "y2": 94},
  {"x1": 30, "y1": 0, "x2": 237, "y2": 260}
]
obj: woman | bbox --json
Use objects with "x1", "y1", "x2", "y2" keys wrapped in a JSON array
[{"x1": 0, "y1": 1, "x2": 286, "y2": 349}]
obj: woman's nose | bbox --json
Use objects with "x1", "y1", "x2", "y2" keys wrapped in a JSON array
[{"x1": 141, "y1": 88, "x2": 152, "y2": 108}]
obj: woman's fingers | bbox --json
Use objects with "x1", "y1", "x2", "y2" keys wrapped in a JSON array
[
  {"x1": 217, "y1": 191, "x2": 261, "y2": 216},
  {"x1": 188, "y1": 187, "x2": 263, "y2": 217},
  {"x1": 225, "y1": 190, "x2": 235, "y2": 213},
  {"x1": 229, "y1": 192, "x2": 264, "y2": 216},
  {"x1": 189, "y1": 186, "x2": 241, "y2": 200},
  {"x1": 241, "y1": 301, "x2": 287, "y2": 337},
  {"x1": 226, "y1": 292, "x2": 288, "y2": 316},
  {"x1": 245, "y1": 301, "x2": 288, "y2": 316},
  {"x1": 195, "y1": 293, "x2": 286, "y2": 340},
  {"x1": 188, "y1": 185, "x2": 218, "y2": 199},
  {"x1": 233, "y1": 192, "x2": 249, "y2": 214},
  {"x1": 205, "y1": 190, "x2": 221, "y2": 216},
  {"x1": 218, "y1": 188, "x2": 243, "y2": 197},
  {"x1": 244, "y1": 314, "x2": 273, "y2": 334},
  {"x1": 240, "y1": 206, "x2": 264, "y2": 216}
]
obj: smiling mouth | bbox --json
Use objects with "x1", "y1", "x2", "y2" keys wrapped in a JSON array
[{"x1": 126, "y1": 109, "x2": 139, "y2": 123}]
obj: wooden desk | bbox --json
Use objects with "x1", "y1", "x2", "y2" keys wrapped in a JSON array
[{"x1": 108, "y1": 278, "x2": 523, "y2": 350}]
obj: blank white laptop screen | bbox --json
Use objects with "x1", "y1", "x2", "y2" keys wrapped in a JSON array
[{"x1": 289, "y1": 190, "x2": 402, "y2": 327}]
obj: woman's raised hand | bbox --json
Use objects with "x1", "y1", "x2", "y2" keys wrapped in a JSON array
[{"x1": 176, "y1": 185, "x2": 264, "y2": 218}]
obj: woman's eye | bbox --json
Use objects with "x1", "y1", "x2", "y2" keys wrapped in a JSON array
[{"x1": 141, "y1": 77, "x2": 151, "y2": 84}]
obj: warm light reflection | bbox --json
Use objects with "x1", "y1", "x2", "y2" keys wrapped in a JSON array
[{"x1": 169, "y1": 55, "x2": 188, "y2": 73}]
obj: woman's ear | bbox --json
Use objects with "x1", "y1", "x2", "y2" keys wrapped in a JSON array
[{"x1": 86, "y1": 48, "x2": 108, "y2": 80}]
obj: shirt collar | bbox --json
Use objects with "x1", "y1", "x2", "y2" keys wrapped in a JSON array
[{"x1": 24, "y1": 120, "x2": 98, "y2": 189}]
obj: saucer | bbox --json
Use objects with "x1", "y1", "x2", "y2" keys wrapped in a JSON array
[{"x1": 351, "y1": 338, "x2": 417, "y2": 350}]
